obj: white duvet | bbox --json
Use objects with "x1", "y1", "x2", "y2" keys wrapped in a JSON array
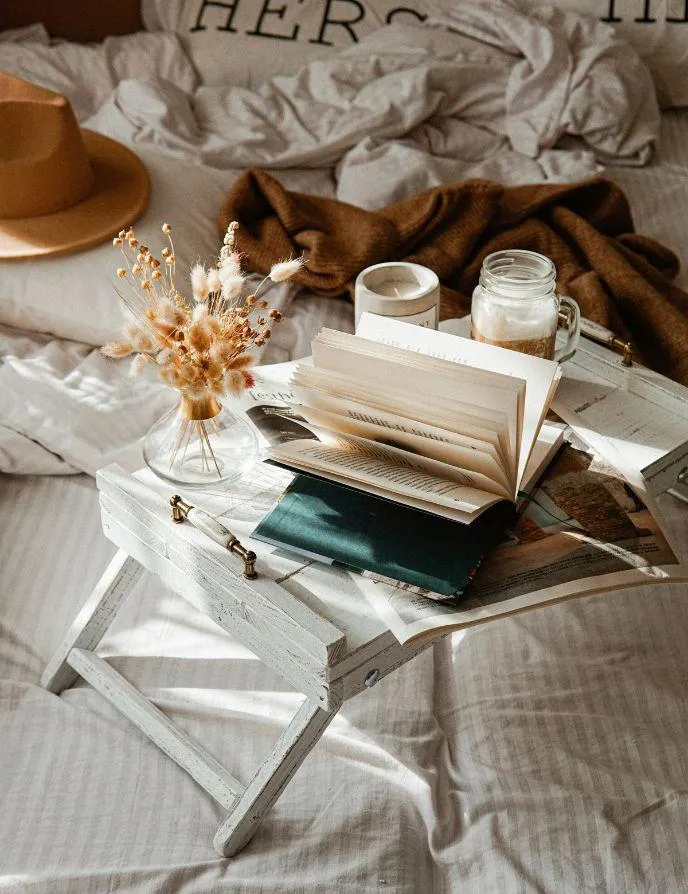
[
  {"x1": 0, "y1": 2, "x2": 660, "y2": 474},
  {"x1": 4, "y1": 10, "x2": 688, "y2": 894}
]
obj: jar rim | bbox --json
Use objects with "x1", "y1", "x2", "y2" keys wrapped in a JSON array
[{"x1": 480, "y1": 249, "x2": 556, "y2": 299}]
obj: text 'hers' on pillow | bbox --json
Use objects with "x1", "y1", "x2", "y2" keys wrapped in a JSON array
[
  {"x1": 191, "y1": 0, "x2": 429, "y2": 43},
  {"x1": 143, "y1": 0, "x2": 432, "y2": 86}
]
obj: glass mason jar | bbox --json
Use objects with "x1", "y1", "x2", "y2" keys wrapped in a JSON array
[{"x1": 471, "y1": 250, "x2": 580, "y2": 361}]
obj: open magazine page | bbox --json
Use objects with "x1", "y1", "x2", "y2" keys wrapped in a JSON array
[
  {"x1": 232, "y1": 360, "x2": 315, "y2": 447},
  {"x1": 359, "y1": 432, "x2": 688, "y2": 644},
  {"x1": 552, "y1": 335, "x2": 688, "y2": 490}
]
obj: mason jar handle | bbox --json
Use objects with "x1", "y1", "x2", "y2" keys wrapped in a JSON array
[{"x1": 554, "y1": 294, "x2": 580, "y2": 363}]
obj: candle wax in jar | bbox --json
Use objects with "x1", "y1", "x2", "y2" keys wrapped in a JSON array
[{"x1": 371, "y1": 278, "x2": 421, "y2": 298}]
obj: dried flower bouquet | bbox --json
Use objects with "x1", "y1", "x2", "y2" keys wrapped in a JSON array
[{"x1": 102, "y1": 220, "x2": 304, "y2": 481}]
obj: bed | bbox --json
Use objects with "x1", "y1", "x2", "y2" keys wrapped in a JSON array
[{"x1": 2, "y1": 2, "x2": 688, "y2": 891}]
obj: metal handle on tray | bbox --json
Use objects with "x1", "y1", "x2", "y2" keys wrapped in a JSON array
[{"x1": 170, "y1": 495, "x2": 257, "y2": 579}]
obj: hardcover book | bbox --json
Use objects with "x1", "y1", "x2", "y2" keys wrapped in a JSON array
[{"x1": 252, "y1": 473, "x2": 516, "y2": 597}]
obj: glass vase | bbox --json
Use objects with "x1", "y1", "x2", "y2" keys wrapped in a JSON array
[{"x1": 143, "y1": 394, "x2": 258, "y2": 489}]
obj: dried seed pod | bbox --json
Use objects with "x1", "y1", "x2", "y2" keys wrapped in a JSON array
[
  {"x1": 102, "y1": 341, "x2": 134, "y2": 358},
  {"x1": 188, "y1": 320, "x2": 212, "y2": 353}
]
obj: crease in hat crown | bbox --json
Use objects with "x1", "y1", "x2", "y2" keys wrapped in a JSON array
[{"x1": 0, "y1": 73, "x2": 96, "y2": 220}]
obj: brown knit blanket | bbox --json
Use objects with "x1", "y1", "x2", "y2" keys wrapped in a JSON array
[{"x1": 220, "y1": 170, "x2": 688, "y2": 385}]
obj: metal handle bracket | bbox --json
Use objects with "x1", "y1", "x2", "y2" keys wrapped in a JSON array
[{"x1": 170, "y1": 495, "x2": 257, "y2": 579}]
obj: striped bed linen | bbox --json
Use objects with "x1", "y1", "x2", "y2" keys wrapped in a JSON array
[{"x1": 1, "y1": 469, "x2": 688, "y2": 891}]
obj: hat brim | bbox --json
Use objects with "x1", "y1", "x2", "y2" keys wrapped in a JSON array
[{"x1": 0, "y1": 130, "x2": 150, "y2": 260}]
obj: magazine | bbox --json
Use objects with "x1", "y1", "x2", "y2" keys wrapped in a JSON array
[
  {"x1": 267, "y1": 314, "x2": 562, "y2": 524},
  {"x1": 358, "y1": 431, "x2": 688, "y2": 644}
]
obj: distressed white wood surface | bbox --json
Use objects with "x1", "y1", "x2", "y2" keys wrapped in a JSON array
[
  {"x1": 213, "y1": 698, "x2": 338, "y2": 857},
  {"x1": 98, "y1": 466, "x2": 347, "y2": 666},
  {"x1": 99, "y1": 492, "x2": 331, "y2": 681},
  {"x1": 41, "y1": 464, "x2": 439, "y2": 857},
  {"x1": 340, "y1": 634, "x2": 437, "y2": 700},
  {"x1": 100, "y1": 507, "x2": 341, "y2": 710},
  {"x1": 135, "y1": 466, "x2": 392, "y2": 658},
  {"x1": 40, "y1": 550, "x2": 143, "y2": 694},
  {"x1": 67, "y1": 648, "x2": 244, "y2": 810}
]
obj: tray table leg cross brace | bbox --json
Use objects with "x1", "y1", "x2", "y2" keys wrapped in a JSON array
[{"x1": 40, "y1": 465, "x2": 435, "y2": 856}]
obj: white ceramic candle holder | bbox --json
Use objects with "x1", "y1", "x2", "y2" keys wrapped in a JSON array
[{"x1": 354, "y1": 262, "x2": 440, "y2": 331}]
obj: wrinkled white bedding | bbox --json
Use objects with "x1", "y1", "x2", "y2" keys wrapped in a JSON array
[
  {"x1": 87, "y1": 10, "x2": 658, "y2": 205},
  {"x1": 1, "y1": 470, "x2": 686, "y2": 893},
  {"x1": 0, "y1": 2, "x2": 663, "y2": 475},
  {"x1": 3, "y1": 7, "x2": 688, "y2": 893}
]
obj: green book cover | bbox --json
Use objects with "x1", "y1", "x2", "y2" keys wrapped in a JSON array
[{"x1": 252, "y1": 474, "x2": 514, "y2": 598}]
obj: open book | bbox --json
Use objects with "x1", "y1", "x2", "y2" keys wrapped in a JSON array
[{"x1": 267, "y1": 313, "x2": 562, "y2": 524}]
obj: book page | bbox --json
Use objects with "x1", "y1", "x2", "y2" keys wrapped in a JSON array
[
  {"x1": 313, "y1": 330, "x2": 523, "y2": 476},
  {"x1": 518, "y1": 421, "x2": 566, "y2": 495},
  {"x1": 292, "y1": 366, "x2": 511, "y2": 466},
  {"x1": 294, "y1": 402, "x2": 511, "y2": 496},
  {"x1": 291, "y1": 386, "x2": 504, "y2": 459},
  {"x1": 269, "y1": 437, "x2": 504, "y2": 521},
  {"x1": 321, "y1": 327, "x2": 525, "y2": 391},
  {"x1": 357, "y1": 313, "x2": 561, "y2": 486}
]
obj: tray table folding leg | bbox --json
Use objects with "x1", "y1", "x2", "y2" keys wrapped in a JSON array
[{"x1": 40, "y1": 501, "x2": 345, "y2": 857}]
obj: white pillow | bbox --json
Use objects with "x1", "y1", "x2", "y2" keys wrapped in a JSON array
[
  {"x1": 505, "y1": 0, "x2": 688, "y2": 108},
  {"x1": 0, "y1": 30, "x2": 198, "y2": 120},
  {"x1": 0, "y1": 146, "x2": 236, "y2": 346},
  {"x1": 142, "y1": 0, "x2": 433, "y2": 88}
]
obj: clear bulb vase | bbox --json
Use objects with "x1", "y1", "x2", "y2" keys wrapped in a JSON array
[{"x1": 143, "y1": 395, "x2": 258, "y2": 488}]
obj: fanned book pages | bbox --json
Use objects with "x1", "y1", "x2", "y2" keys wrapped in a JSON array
[{"x1": 267, "y1": 313, "x2": 563, "y2": 524}]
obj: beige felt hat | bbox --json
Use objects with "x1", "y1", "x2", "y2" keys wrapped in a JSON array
[{"x1": 0, "y1": 72, "x2": 150, "y2": 260}]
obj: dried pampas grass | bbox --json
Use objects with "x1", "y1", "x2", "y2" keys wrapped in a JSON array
[
  {"x1": 268, "y1": 257, "x2": 305, "y2": 283},
  {"x1": 102, "y1": 220, "x2": 305, "y2": 405}
]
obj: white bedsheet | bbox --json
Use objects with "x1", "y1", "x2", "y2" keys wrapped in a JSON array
[
  {"x1": 1, "y1": 474, "x2": 687, "y2": 892},
  {"x1": 85, "y1": 8, "x2": 658, "y2": 208},
  {"x1": 2, "y1": 7, "x2": 688, "y2": 890}
]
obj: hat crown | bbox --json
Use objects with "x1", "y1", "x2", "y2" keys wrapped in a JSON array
[{"x1": 0, "y1": 74, "x2": 95, "y2": 219}]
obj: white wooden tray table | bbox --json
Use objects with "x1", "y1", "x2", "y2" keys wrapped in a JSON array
[{"x1": 41, "y1": 463, "x2": 436, "y2": 857}]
